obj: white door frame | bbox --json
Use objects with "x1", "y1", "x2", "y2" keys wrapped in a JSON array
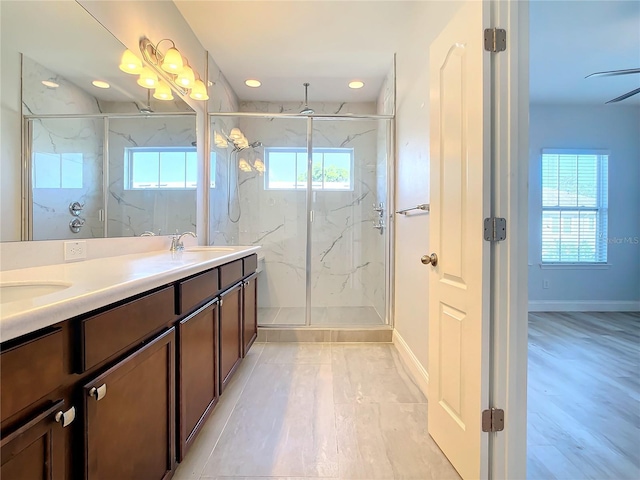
[{"x1": 489, "y1": 0, "x2": 529, "y2": 479}]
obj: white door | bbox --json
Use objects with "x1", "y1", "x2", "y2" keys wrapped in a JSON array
[{"x1": 427, "y1": 2, "x2": 492, "y2": 479}]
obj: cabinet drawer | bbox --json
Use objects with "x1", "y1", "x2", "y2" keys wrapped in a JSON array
[
  {"x1": 1, "y1": 329, "x2": 64, "y2": 423},
  {"x1": 243, "y1": 254, "x2": 258, "y2": 277},
  {"x1": 177, "y1": 268, "x2": 219, "y2": 315},
  {"x1": 219, "y1": 260, "x2": 243, "y2": 291},
  {"x1": 81, "y1": 286, "x2": 175, "y2": 372}
]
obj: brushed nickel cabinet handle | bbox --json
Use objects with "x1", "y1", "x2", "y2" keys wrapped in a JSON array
[
  {"x1": 421, "y1": 253, "x2": 438, "y2": 267},
  {"x1": 89, "y1": 384, "x2": 107, "y2": 401},
  {"x1": 54, "y1": 406, "x2": 76, "y2": 427}
]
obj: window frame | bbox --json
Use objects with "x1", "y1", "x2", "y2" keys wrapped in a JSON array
[
  {"x1": 540, "y1": 148, "x2": 609, "y2": 265},
  {"x1": 124, "y1": 147, "x2": 215, "y2": 190},
  {"x1": 264, "y1": 147, "x2": 355, "y2": 191}
]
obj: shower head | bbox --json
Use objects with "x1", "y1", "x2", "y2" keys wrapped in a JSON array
[
  {"x1": 300, "y1": 82, "x2": 314, "y2": 115},
  {"x1": 249, "y1": 141, "x2": 263, "y2": 148}
]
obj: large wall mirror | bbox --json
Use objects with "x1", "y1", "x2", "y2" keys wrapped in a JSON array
[{"x1": 1, "y1": 1, "x2": 197, "y2": 241}]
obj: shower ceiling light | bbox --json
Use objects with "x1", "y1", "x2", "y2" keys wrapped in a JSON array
[
  {"x1": 245, "y1": 79, "x2": 261, "y2": 88},
  {"x1": 119, "y1": 37, "x2": 209, "y2": 101},
  {"x1": 348, "y1": 80, "x2": 365, "y2": 89},
  {"x1": 41, "y1": 80, "x2": 59, "y2": 88},
  {"x1": 92, "y1": 80, "x2": 110, "y2": 89}
]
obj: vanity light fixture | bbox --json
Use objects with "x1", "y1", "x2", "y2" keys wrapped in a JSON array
[
  {"x1": 119, "y1": 36, "x2": 209, "y2": 102},
  {"x1": 153, "y1": 80, "x2": 174, "y2": 100},
  {"x1": 214, "y1": 131, "x2": 229, "y2": 148},
  {"x1": 41, "y1": 80, "x2": 59, "y2": 88},
  {"x1": 348, "y1": 80, "x2": 365, "y2": 89},
  {"x1": 118, "y1": 49, "x2": 143, "y2": 74},
  {"x1": 92, "y1": 80, "x2": 110, "y2": 89},
  {"x1": 229, "y1": 128, "x2": 244, "y2": 140},
  {"x1": 253, "y1": 158, "x2": 265, "y2": 173},
  {"x1": 136, "y1": 66, "x2": 158, "y2": 89},
  {"x1": 245, "y1": 79, "x2": 261, "y2": 88},
  {"x1": 238, "y1": 158, "x2": 253, "y2": 173}
]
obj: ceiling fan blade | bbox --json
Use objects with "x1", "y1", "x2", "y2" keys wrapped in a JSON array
[
  {"x1": 585, "y1": 68, "x2": 640, "y2": 79},
  {"x1": 605, "y1": 87, "x2": 640, "y2": 104}
]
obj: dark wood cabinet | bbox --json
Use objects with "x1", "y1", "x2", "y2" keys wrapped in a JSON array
[
  {"x1": 219, "y1": 283, "x2": 242, "y2": 393},
  {"x1": 177, "y1": 300, "x2": 218, "y2": 461},
  {"x1": 242, "y1": 274, "x2": 258, "y2": 357},
  {"x1": 1, "y1": 400, "x2": 66, "y2": 480},
  {"x1": 83, "y1": 328, "x2": 175, "y2": 480},
  {"x1": 1, "y1": 252, "x2": 259, "y2": 479}
]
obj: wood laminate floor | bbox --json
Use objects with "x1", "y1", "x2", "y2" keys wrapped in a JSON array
[{"x1": 528, "y1": 311, "x2": 640, "y2": 480}]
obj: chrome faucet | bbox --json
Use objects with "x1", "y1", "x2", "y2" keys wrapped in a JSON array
[{"x1": 170, "y1": 231, "x2": 197, "y2": 251}]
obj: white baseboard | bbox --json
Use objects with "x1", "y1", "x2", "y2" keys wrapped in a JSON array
[
  {"x1": 392, "y1": 330, "x2": 429, "y2": 398},
  {"x1": 528, "y1": 300, "x2": 640, "y2": 312}
]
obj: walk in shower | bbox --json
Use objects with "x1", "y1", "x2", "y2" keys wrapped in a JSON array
[{"x1": 209, "y1": 102, "x2": 393, "y2": 328}]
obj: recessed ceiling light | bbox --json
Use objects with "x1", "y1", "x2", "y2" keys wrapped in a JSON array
[
  {"x1": 245, "y1": 79, "x2": 261, "y2": 88},
  {"x1": 348, "y1": 80, "x2": 365, "y2": 89},
  {"x1": 41, "y1": 80, "x2": 59, "y2": 88},
  {"x1": 92, "y1": 80, "x2": 110, "y2": 89}
]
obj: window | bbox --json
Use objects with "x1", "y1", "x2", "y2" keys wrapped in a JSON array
[
  {"x1": 125, "y1": 147, "x2": 215, "y2": 189},
  {"x1": 33, "y1": 152, "x2": 83, "y2": 188},
  {"x1": 265, "y1": 147, "x2": 353, "y2": 190},
  {"x1": 541, "y1": 149, "x2": 608, "y2": 263}
]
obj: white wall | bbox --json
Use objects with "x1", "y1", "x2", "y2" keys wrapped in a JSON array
[
  {"x1": 394, "y1": 2, "x2": 463, "y2": 370},
  {"x1": 528, "y1": 104, "x2": 640, "y2": 309}
]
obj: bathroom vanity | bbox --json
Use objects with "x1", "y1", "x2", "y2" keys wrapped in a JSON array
[{"x1": 0, "y1": 246, "x2": 259, "y2": 479}]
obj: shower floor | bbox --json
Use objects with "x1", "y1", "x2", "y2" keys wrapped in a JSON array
[{"x1": 258, "y1": 306, "x2": 385, "y2": 326}]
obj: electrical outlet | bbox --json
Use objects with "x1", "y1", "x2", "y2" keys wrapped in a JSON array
[
  {"x1": 543, "y1": 279, "x2": 549, "y2": 289},
  {"x1": 64, "y1": 241, "x2": 87, "y2": 261}
]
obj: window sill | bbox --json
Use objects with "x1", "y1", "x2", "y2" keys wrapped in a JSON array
[{"x1": 539, "y1": 263, "x2": 611, "y2": 270}]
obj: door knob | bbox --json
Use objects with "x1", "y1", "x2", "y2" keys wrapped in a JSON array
[{"x1": 421, "y1": 253, "x2": 438, "y2": 266}]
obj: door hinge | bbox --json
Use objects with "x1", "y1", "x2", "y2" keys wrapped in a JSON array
[
  {"x1": 482, "y1": 408, "x2": 505, "y2": 432},
  {"x1": 484, "y1": 217, "x2": 506, "y2": 242},
  {"x1": 484, "y1": 28, "x2": 506, "y2": 52}
]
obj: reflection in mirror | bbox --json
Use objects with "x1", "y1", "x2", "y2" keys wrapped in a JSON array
[{"x1": 2, "y1": 0, "x2": 196, "y2": 240}]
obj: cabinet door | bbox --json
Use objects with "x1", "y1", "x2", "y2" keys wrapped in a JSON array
[
  {"x1": 219, "y1": 283, "x2": 242, "y2": 393},
  {"x1": 83, "y1": 328, "x2": 175, "y2": 480},
  {"x1": 1, "y1": 400, "x2": 67, "y2": 480},
  {"x1": 177, "y1": 301, "x2": 218, "y2": 461},
  {"x1": 242, "y1": 274, "x2": 258, "y2": 357}
]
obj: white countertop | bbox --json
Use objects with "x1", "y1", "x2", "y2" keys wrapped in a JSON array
[{"x1": 0, "y1": 246, "x2": 260, "y2": 343}]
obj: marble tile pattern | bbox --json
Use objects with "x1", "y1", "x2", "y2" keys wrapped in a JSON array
[
  {"x1": 107, "y1": 116, "x2": 197, "y2": 237},
  {"x1": 174, "y1": 343, "x2": 460, "y2": 480},
  {"x1": 209, "y1": 102, "x2": 391, "y2": 323}
]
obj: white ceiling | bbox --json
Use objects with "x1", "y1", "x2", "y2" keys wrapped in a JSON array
[
  {"x1": 174, "y1": 0, "x2": 421, "y2": 103},
  {"x1": 176, "y1": 0, "x2": 640, "y2": 106},
  {"x1": 530, "y1": 0, "x2": 640, "y2": 105}
]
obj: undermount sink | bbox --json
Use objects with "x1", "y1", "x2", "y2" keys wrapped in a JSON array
[
  {"x1": 0, "y1": 282, "x2": 71, "y2": 304},
  {"x1": 185, "y1": 247, "x2": 238, "y2": 252}
]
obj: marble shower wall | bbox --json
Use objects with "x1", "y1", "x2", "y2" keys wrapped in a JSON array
[
  {"x1": 228, "y1": 101, "x2": 389, "y2": 319},
  {"x1": 23, "y1": 57, "x2": 104, "y2": 240},
  {"x1": 107, "y1": 116, "x2": 197, "y2": 236}
]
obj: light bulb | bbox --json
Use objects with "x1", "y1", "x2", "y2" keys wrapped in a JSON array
[
  {"x1": 137, "y1": 67, "x2": 158, "y2": 88},
  {"x1": 153, "y1": 81, "x2": 174, "y2": 100},
  {"x1": 189, "y1": 79, "x2": 209, "y2": 100},
  {"x1": 119, "y1": 49, "x2": 143, "y2": 74},
  {"x1": 177, "y1": 65, "x2": 195, "y2": 87},
  {"x1": 239, "y1": 158, "x2": 252, "y2": 172},
  {"x1": 214, "y1": 132, "x2": 228, "y2": 148},
  {"x1": 161, "y1": 47, "x2": 184, "y2": 73},
  {"x1": 253, "y1": 158, "x2": 265, "y2": 173}
]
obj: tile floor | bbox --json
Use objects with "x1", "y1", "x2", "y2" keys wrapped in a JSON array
[
  {"x1": 258, "y1": 307, "x2": 385, "y2": 326},
  {"x1": 173, "y1": 343, "x2": 460, "y2": 480}
]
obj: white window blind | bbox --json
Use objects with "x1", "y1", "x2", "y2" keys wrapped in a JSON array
[{"x1": 541, "y1": 150, "x2": 608, "y2": 263}]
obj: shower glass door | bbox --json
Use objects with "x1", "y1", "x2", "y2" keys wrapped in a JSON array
[
  {"x1": 210, "y1": 116, "x2": 309, "y2": 326},
  {"x1": 309, "y1": 118, "x2": 390, "y2": 326}
]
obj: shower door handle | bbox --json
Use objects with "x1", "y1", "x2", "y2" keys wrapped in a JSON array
[{"x1": 310, "y1": 210, "x2": 314, "y2": 223}]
